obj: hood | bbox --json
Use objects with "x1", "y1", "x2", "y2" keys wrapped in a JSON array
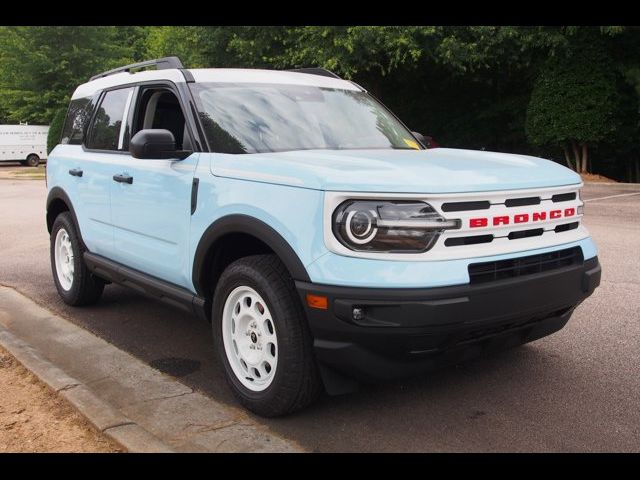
[{"x1": 211, "y1": 148, "x2": 582, "y2": 193}]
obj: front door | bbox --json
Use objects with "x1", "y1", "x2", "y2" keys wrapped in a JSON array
[{"x1": 108, "y1": 85, "x2": 198, "y2": 289}]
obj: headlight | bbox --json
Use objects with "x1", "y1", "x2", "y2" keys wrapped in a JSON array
[{"x1": 332, "y1": 200, "x2": 460, "y2": 253}]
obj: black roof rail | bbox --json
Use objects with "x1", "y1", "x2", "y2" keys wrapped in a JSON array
[
  {"x1": 89, "y1": 56, "x2": 185, "y2": 82},
  {"x1": 287, "y1": 68, "x2": 341, "y2": 79}
]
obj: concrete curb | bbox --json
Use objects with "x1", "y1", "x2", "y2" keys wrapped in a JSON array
[
  {"x1": 0, "y1": 285, "x2": 303, "y2": 452},
  {"x1": 0, "y1": 324, "x2": 174, "y2": 453}
]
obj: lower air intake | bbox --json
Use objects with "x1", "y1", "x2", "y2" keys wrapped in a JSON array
[{"x1": 468, "y1": 247, "x2": 584, "y2": 284}]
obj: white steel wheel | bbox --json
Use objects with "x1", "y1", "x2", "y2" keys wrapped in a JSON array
[
  {"x1": 54, "y1": 228, "x2": 74, "y2": 291},
  {"x1": 222, "y1": 286, "x2": 278, "y2": 392}
]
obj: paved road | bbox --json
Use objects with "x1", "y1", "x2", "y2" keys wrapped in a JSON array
[{"x1": 1, "y1": 174, "x2": 639, "y2": 452}]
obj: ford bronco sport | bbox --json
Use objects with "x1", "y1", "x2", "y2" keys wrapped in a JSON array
[{"x1": 46, "y1": 57, "x2": 601, "y2": 416}]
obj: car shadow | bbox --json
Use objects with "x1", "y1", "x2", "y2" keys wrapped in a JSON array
[{"x1": 62, "y1": 283, "x2": 576, "y2": 452}]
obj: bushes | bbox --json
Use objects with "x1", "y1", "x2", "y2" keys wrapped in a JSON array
[
  {"x1": 1, "y1": 26, "x2": 638, "y2": 180},
  {"x1": 525, "y1": 34, "x2": 635, "y2": 173},
  {"x1": 47, "y1": 108, "x2": 66, "y2": 154}
]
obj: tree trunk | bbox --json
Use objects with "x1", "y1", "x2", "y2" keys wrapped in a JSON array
[
  {"x1": 562, "y1": 145, "x2": 575, "y2": 170},
  {"x1": 581, "y1": 143, "x2": 589, "y2": 174},
  {"x1": 571, "y1": 141, "x2": 582, "y2": 173}
]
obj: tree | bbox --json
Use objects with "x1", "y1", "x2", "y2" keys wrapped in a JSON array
[
  {"x1": 0, "y1": 26, "x2": 142, "y2": 124},
  {"x1": 525, "y1": 33, "x2": 629, "y2": 173},
  {"x1": 1, "y1": 25, "x2": 637, "y2": 180},
  {"x1": 145, "y1": 26, "x2": 288, "y2": 69},
  {"x1": 47, "y1": 107, "x2": 66, "y2": 154}
]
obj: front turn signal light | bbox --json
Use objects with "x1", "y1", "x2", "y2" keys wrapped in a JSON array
[{"x1": 306, "y1": 294, "x2": 328, "y2": 310}]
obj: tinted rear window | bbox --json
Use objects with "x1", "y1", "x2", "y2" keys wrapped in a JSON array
[
  {"x1": 86, "y1": 87, "x2": 134, "y2": 151},
  {"x1": 60, "y1": 97, "x2": 93, "y2": 145}
]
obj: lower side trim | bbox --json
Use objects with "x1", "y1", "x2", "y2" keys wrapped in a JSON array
[{"x1": 84, "y1": 252, "x2": 208, "y2": 321}]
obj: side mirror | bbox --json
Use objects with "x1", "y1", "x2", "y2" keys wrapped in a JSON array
[
  {"x1": 411, "y1": 131, "x2": 427, "y2": 148},
  {"x1": 129, "y1": 129, "x2": 191, "y2": 160}
]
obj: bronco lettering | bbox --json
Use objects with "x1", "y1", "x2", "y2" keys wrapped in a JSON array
[{"x1": 470, "y1": 208, "x2": 577, "y2": 228}]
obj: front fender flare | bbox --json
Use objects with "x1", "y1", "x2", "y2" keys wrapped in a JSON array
[{"x1": 192, "y1": 214, "x2": 311, "y2": 296}]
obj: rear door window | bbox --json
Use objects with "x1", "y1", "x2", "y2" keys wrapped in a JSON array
[{"x1": 85, "y1": 87, "x2": 134, "y2": 151}]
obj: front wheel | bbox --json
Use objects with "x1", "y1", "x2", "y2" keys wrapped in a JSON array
[
  {"x1": 212, "y1": 254, "x2": 322, "y2": 417},
  {"x1": 50, "y1": 212, "x2": 104, "y2": 306}
]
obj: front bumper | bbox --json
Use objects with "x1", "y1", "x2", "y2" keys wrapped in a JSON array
[{"x1": 296, "y1": 256, "x2": 601, "y2": 388}]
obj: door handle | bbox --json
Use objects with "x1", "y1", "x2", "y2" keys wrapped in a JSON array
[
  {"x1": 113, "y1": 173, "x2": 133, "y2": 184},
  {"x1": 68, "y1": 168, "x2": 83, "y2": 177}
]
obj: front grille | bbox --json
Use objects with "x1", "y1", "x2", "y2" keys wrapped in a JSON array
[
  {"x1": 552, "y1": 192, "x2": 577, "y2": 203},
  {"x1": 441, "y1": 200, "x2": 490, "y2": 212},
  {"x1": 507, "y1": 228, "x2": 544, "y2": 240},
  {"x1": 468, "y1": 247, "x2": 583, "y2": 284},
  {"x1": 504, "y1": 196, "x2": 541, "y2": 207},
  {"x1": 554, "y1": 222, "x2": 579, "y2": 233},
  {"x1": 445, "y1": 234, "x2": 494, "y2": 246}
]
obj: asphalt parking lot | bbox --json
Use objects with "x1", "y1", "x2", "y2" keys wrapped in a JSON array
[{"x1": 1, "y1": 169, "x2": 639, "y2": 452}]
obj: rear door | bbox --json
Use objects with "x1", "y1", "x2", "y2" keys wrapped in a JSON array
[
  {"x1": 77, "y1": 86, "x2": 135, "y2": 257},
  {"x1": 108, "y1": 83, "x2": 199, "y2": 289}
]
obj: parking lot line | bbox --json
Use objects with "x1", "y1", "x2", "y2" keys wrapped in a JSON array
[{"x1": 584, "y1": 192, "x2": 640, "y2": 203}]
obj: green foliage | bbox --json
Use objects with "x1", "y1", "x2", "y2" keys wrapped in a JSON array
[
  {"x1": 146, "y1": 26, "x2": 429, "y2": 76},
  {"x1": 146, "y1": 26, "x2": 227, "y2": 68},
  {"x1": 278, "y1": 26, "x2": 430, "y2": 77},
  {"x1": 526, "y1": 35, "x2": 627, "y2": 147},
  {"x1": 0, "y1": 26, "x2": 638, "y2": 180},
  {"x1": 0, "y1": 26, "x2": 144, "y2": 124},
  {"x1": 47, "y1": 107, "x2": 66, "y2": 154},
  {"x1": 432, "y1": 26, "x2": 567, "y2": 74}
]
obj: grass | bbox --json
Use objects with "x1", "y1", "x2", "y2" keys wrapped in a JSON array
[{"x1": 0, "y1": 166, "x2": 46, "y2": 180}]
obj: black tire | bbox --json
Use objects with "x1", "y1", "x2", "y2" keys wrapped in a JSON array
[
  {"x1": 25, "y1": 154, "x2": 40, "y2": 167},
  {"x1": 212, "y1": 254, "x2": 322, "y2": 417},
  {"x1": 50, "y1": 212, "x2": 104, "y2": 306}
]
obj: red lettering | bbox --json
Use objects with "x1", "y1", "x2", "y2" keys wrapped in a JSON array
[
  {"x1": 469, "y1": 210, "x2": 576, "y2": 227},
  {"x1": 470, "y1": 218, "x2": 488, "y2": 228}
]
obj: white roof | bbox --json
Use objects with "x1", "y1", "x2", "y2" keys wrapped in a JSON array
[
  {"x1": 72, "y1": 68, "x2": 360, "y2": 99},
  {"x1": 72, "y1": 69, "x2": 187, "y2": 99}
]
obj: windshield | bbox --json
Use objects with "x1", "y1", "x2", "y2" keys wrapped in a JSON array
[{"x1": 190, "y1": 82, "x2": 422, "y2": 154}]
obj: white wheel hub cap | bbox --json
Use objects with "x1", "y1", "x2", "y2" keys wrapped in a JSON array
[
  {"x1": 54, "y1": 228, "x2": 74, "y2": 291},
  {"x1": 222, "y1": 286, "x2": 278, "y2": 391}
]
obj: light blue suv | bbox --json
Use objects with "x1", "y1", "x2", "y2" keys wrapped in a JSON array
[{"x1": 46, "y1": 57, "x2": 601, "y2": 416}]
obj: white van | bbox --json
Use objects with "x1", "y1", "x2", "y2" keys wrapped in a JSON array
[{"x1": 0, "y1": 124, "x2": 49, "y2": 166}]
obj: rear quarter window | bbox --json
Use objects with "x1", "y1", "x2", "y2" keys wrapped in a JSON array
[{"x1": 60, "y1": 97, "x2": 93, "y2": 145}]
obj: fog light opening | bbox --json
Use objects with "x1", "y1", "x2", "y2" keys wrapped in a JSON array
[{"x1": 352, "y1": 307, "x2": 365, "y2": 321}]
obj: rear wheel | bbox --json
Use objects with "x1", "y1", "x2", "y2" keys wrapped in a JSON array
[
  {"x1": 213, "y1": 254, "x2": 322, "y2": 417},
  {"x1": 25, "y1": 154, "x2": 40, "y2": 167},
  {"x1": 50, "y1": 212, "x2": 104, "y2": 306}
]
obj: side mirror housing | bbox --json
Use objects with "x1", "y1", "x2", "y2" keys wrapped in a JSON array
[
  {"x1": 411, "y1": 131, "x2": 427, "y2": 148},
  {"x1": 130, "y1": 129, "x2": 191, "y2": 160}
]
